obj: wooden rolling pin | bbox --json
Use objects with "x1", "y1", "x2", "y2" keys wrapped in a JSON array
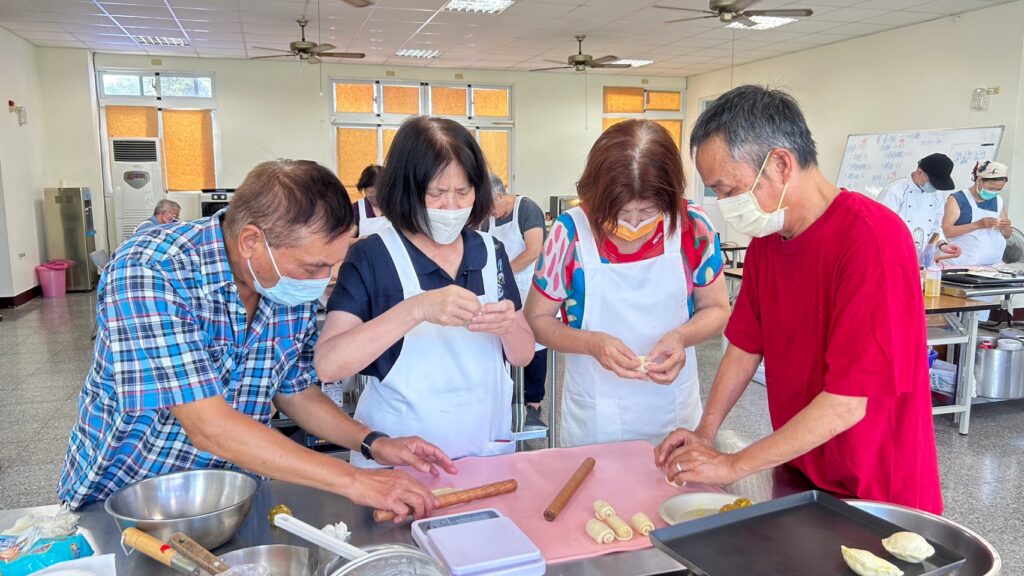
[
  {"x1": 122, "y1": 528, "x2": 201, "y2": 576},
  {"x1": 373, "y1": 479, "x2": 518, "y2": 523},
  {"x1": 544, "y1": 457, "x2": 596, "y2": 521}
]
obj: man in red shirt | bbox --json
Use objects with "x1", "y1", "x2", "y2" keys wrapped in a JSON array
[{"x1": 655, "y1": 85, "x2": 943, "y2": 514}]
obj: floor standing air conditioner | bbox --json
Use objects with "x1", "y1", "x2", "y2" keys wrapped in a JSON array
[{"x1": 110, "y1": 138, "x2": 165, "y2": 243}]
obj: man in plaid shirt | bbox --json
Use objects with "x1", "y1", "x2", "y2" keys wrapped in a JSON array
[{"x1": 59, "y1": 160, "x2": 456, "y2": 519}]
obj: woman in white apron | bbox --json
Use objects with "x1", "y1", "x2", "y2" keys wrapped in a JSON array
[
  {"x1": 525, "y1": 120, "x2": 730, "y2": 447},
  {"x1": 941, "y1": 160, "x2": 1011, "y2": 267},
  {"x1": 483, "y1": 174, "x2": 548, "y2": 412},
  {"x1": 353, "y1": 165, "x2": 391, "y2": 238},
  {"x1": 316, "y1": 117, "x2": 536, "y2": 468}
]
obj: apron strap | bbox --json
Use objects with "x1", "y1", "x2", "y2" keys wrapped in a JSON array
[
  {"x1": 358, "y1": 198, "x2": 369, "y2": 220},
  {"x1": 512, "y1": 196, "x2": 523, "y2": 236},
  {"x1": 379, "y1": 227, "x2": 424, "y2": 299},
  {"x1": 475, "y1": 230, "x2": 500, "y2": 303},
  {"x1": 567, "y1": 207, "x2": 600, "y2": 269}
]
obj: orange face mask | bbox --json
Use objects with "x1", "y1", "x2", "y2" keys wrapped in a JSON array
[{"x1": 605, "y1": 214, "x2": 663, "y2": 242}]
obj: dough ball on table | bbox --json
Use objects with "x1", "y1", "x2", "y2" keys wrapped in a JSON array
[
  {"x1": 882, "y1": 532, "x2": 935, "y2": 563},
  {"x1": 593, "y1": 500, "x2": 615, "y2": 520},
  {"x1": 841, "y1": 546, "x2": 904, "y2": 576},
  {"x1": 605, "y1": 515, "x2": 634, "y2": 541},
  {"x1": 585, "y1": 519, "x2": 615, "y2": 544},
  {"x1": 631, "y1": 513, "x2": 654, "y2": 536}
]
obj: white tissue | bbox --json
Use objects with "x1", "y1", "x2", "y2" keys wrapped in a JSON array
[
  {"x1": 321, "y1": 521, "x2": 351, "y2": 542},
  {"x1": 8, "y1": 509, "x2": 79, "y2": 539}
]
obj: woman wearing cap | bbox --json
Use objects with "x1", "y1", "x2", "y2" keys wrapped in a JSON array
[
  {"x1": 879, "y1": 153, "x2": 963, "y2": 261},
  {"x1": 941, "y1": 160, "x2": 1011, "y2": 267},
  {"x1": 525, "y1": 120, "x2": 730, "y2": 447},
  {"x1": 315, "y1": 117, "x2": 536, "y2": 467}
]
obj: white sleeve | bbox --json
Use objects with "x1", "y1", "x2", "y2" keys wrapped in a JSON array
[{"x1": 878, "y1": 182, "x2": 903, "y2": 213}]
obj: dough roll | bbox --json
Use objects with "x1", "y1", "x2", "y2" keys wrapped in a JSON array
[
  {"x1": 593, "y1": 500, "x2": 615, "y2": 520},
  {"x1": 585, "y1": 519, "x2": 615, "y2": 544},
  {"x1": 631, "y1": 512, "x2": 655, "y2": 536},
  {"x1": 606, "y1": 515, "x2": 634, "y2": 541}
]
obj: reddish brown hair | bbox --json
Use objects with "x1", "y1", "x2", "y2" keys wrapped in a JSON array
[{"x1": 577, "y1": 120, "x2": 685, "y2": 240}]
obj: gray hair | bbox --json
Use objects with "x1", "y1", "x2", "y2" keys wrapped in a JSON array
[
  {"x1": 690, "y1": 85, "x2": 818, "y2": 169},
  {"x1": 489, "y1": 173, "x2": 507, "y2": 197},
  {"x1": 154, "y1": 199, "x2": 181, "y2": 216}
]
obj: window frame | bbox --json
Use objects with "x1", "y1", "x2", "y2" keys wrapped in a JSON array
[{"x1": 601, "y1": 86, "x2": 686, "y2": 122}]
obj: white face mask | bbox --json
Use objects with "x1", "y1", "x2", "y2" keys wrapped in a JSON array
[
  {"x1": 426, "y1": 206, "x2": 472, "y2": 244},
  {"x1": 718, "y1": 152, "x2": 789, "y2": 238}
]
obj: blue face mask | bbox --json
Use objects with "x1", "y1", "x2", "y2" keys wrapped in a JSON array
[
  {"x1": 978, "y1": 188, "x2": 999, "y2": 201},
  {"x1": 247, "y1": 234, "x2": 329, "y2": 307},
  {"x1": 921, "y1": 181, "x2": 937, "y2": 194}
]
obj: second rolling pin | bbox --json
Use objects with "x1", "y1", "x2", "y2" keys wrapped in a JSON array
[
  {"x1": 373, "y1": 479, "x2": 518, "y2": 523},
  {"x1": 544, "y1": 457, "x2": 596, "y2": 521}
]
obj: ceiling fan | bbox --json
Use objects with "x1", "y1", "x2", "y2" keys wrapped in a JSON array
[
  {"x1": 655, "y1": 0, "x2": 812, "y2": 27},
  {"x1": 530, "y1": 35, "x2": 631, "y2": 72},
  {"x1": 251, "y1": 18, "x2": 365, "y2": 63}
]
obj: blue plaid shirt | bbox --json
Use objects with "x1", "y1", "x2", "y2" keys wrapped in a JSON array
[{"x1": 59, "y1": 212, "x2": 319, "y2": 509}]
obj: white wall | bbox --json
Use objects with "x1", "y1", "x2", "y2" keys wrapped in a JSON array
[
  {"x1": 683, "y1": 0, "x2": 1024, "y2": 241},
  {"x1": 0, "y1": 26, "x2": 46, "y2": 298}
]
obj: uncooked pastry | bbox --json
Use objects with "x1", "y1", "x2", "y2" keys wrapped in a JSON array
[
  {"x1": 882, "y1": 532, "x2": 935, "y2": 563},
  {"x1": 605, "y1": 515, "x2": 634, "y2": 541},
  {"x1": 593, "y1": 500, "x2": 615, "y2": 520},
  {"x1": 631, "y1": 512, "x2": 654, "y2": 536},
  {"x1": 585, "y1": 519, "x2": 614, "y2": 544},
  {"x1": 841, "y1": 545, "x2": 904, "y2": 576}
]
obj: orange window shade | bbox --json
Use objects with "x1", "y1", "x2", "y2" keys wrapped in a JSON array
[
  {"x1": 105, "y1": 106, "x2": 158, "y2": 139},
  {"x1": 603, "y1": 87, "x2": 644, "y2": 113},
  {"x1": 647, "y1": 90, "x2": 681, "y2": 111},
  {"x1": 602, "y1": 117, "x2": 629, "y2": 132},
  {"x1": 335, "y1": 83, "x2": 375, "y2": 114},
  {"x1": 473, "y1": 88, "x2": 509, "y2": 117},
  {"x1": 655, "y1": 120, "x2": 682, "y2": 152},
  {"x1": 478, "y1": 130, "x2": 509, "y2": 186},
  {"x1": 431, "y1": 86, "x2": 467, "y2": 116},
  {"x1": 382, "y1": 128, "x2": 399, "y2": 161},
  {"x1": 382, "y1": 85, "x2": 420, "y2": 115},
  {"x1": 163, "y1": 110, "x2": 216, "y2": 191},
  {"x1": 337, "y1": 127, "x2": 379, "y2": 192}
]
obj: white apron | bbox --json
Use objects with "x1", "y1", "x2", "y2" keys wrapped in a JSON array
[
  {"x1": 561, "y1": 207, "x2": 701, "y2": 447},
  {"x1": 357, "y1": 198, "x2": 391, "y2": 238},
  {"x1": 350, "y1": 227, "x2": 514, "y2": 468},
  {"x1": 945, "y1": 191, "x2": 1006, "y2": 267},
  {"x1": 488, "y1": 197, "x2": 545, "y2": 352}
]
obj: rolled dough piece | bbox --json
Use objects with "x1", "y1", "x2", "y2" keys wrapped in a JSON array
[
  {"x1": 606, "y1": 515, "x2": 634, "y2": 541},
  {"x1": 638, "y1": 356, "x2": 649, "y2": 373},
  {"x1": 585, "y1": 519, "x2": 615, "y2": 544},
  {"x1": 631, "y1": 512, "x2": 655, "y2": 536},
  {"x1": 841, "y1": 546, "x2": 904, "y2": 576},
  {"x1": 882, "y1": 532, "x2": 935, "y2": 563},
  {"x1": 593, "y1": 500, "x2": 615, "y2": 520}
]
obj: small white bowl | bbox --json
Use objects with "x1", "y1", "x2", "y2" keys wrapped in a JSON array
[{"x1": 658, "y1": 492, "x2": 746, "y2": 525}]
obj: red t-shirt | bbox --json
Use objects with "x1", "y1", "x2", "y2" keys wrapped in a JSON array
[{"x1": 725, "y1": 190, "x2": 943, "y2": 514}]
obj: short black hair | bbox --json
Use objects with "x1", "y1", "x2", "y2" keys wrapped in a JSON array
[
  {"x1": 357, "y1": 164, "x2": 381, "y2": 192},
  {"x1": 376, "y1": 116, "x2": 493, "y2": 235},
  {"x1": 223, "y1": 159, "x2": 353, "y2": 247},
  {"x1": 690, "y1": 84, "x2": 818, "y2": 169}
]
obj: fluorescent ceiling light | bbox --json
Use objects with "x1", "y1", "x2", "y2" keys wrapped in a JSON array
[
  {"x1": 136, "y1": 36, "x2": 190, "y2": 46},
  {"x1": 444, "y1": 0, "x2": 515, "y2": 14},
  {"x1": 395, "y1": 49, "x2": 442, "y2": 58},
  {"x1": 726, "y1": 16, "x2": 798, "y2": 30},
  {"x1": 611, "y1": 59, "x2": 654, "y2": 67}
]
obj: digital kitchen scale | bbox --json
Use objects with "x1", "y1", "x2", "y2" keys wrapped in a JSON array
[{"x1": 411, "y1": 508, "x2": 545, "y2": 576}]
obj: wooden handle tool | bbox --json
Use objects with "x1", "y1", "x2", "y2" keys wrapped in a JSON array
[
  {"x1": 122, "y1": 528, "x2": 201, "y2": 576},
  {"x1": 170, "y1": 532, "x2": 231, "y2": 574},
  {"x1": 373, "y1": 479, "x2": 518, "y2": 523},
  {"x1": 543, "y1": 456, "x2": 595, "y2": 521}
]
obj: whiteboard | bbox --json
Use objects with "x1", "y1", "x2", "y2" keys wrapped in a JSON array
[{"x1": 836, "y1": 126, "x2": 1004, "y2": 198}]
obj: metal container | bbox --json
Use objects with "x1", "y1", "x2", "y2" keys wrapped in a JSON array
[
  {"x1": 974, "y1": 346, "x2": 1024, "y2": 399},
  {"x1": 220, "y1": 544, "x2": 317, "y2": 576},
  {"x1": 849, "y1": 501, "x2": 1000, "y2": 576},
  {"x1": 320, "y1": 544, "x2": 446, "y2": 576},
  {"x1": 104, "y1": 469, "x2": 258, "y2": 550}
]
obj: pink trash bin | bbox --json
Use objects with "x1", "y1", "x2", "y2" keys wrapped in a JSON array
[{"x1": 36, "y1": 260, "x2": 74, "y2": 298}]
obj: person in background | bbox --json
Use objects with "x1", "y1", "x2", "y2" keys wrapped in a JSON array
[
  {"x1": 316, "y1": 117, "x2": 535, "y2": 468},
  {"x1": 525, "y1": 120, "x2": 729, "y2": 447},
  {"x1": 352, "y1": 165, "x2": 389, "y2": 238},
  {"x1": 479, "y1": 174, "x2": 548, "y2": 417},
  {"x1": 59, "y1": 160, "x2": 454, "y2": 519},
  {"x1": 134, "y1": 199, "x2": 181, "y2": 233},
  {"x1": 878, "y1": 153, "x2": 962, "y2": 262},
  {"x1": 941, "y1": 160, "x2": 1011, "y2": 267},
  {"x1": 656, "y1": 85, "x2": 942, "y2": 515}
]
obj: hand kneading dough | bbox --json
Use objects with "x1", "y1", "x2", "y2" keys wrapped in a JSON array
[
  {"x1": 605, "y1": 515, "x2": 634, "y2": 541},
  {"x1": 593, "y1": 500, "x2": 615, "y2": 520},
  {"x1": 638, "y1": 356, "x2": 649, "y2": 373},
  {"x1": 585, "y1": 519, "x2": 615, "y2": 544},
  {"x1": 882, "y1": 532, "x2": 935, "y2": 563},
  {"x1": 631, "y1": 512, "x2": 655, "y2": 536},
  {"x1": 841, "y1": 546, "x2": 904, "y2": 576}
]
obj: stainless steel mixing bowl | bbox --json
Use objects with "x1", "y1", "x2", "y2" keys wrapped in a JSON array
[
  {"x1": 220, "y1": 544, "x2": 318, "y2": 576},
  {"x1": 104, "y1": 468, "x2": 259, "y2": 550}
]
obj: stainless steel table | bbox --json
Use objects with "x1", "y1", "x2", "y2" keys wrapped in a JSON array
[{"x1": 0, "y1": 465, "x2": 815, "y2": 575}]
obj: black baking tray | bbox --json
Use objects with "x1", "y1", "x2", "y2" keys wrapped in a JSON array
[
  {"x1": 942, "y1": 271, "x2": 1024, "y2": 286},
  {"x1": 650, "y1": 491, "x2": 965, "y2": 576}
]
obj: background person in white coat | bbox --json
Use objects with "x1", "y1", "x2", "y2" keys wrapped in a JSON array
[
  {"x1": 479, "y1": 174, "x2": 548, "y2": 417},
  {"x1": 878, "y1": 153, "x2": 962, "y2": 261},
  {"x1": 525, "y1": 120, "x2": 730, "y2": 447},
  {"x1": 941, "y1": 160, "x2": 1011, "y2": 267},
  {"x1": 315, "y1": 117, "x2": 535, "y2": 468}
]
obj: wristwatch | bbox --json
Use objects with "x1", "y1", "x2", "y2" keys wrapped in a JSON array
[{"x1": 360, "y1": 431, "x2": 390, "y2": 461}]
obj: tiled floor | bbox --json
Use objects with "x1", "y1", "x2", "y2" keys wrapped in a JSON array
[{"x1": 0, "y1": 293, "x2": 1021, "y2": 573}]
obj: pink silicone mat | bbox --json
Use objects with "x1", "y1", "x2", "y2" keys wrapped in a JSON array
[{"x1": 403, "y1": 440, "x2": 726, "y2": 564}]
